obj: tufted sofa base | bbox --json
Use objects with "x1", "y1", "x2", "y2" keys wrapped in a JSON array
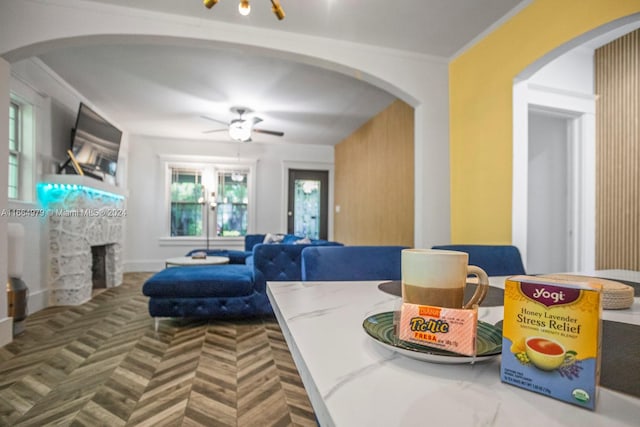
[
  {"x1": 143, "y1": 264, "x2": 272, "y2": 327},
  {"x1": 147, "y1": 292, "x2": 272, "y2": 319}
]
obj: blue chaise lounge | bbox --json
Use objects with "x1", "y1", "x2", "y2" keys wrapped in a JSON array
[{"x1": 142, "y1": 234, "x2": 341, "y2": 328}]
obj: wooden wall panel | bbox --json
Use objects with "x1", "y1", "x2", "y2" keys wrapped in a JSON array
[
  {"x1": 595, "y1": 29, "x2": 640, "y2": 270},
  {"x1": 334, "y1": 100, "x2": 414, "y2": 246}
]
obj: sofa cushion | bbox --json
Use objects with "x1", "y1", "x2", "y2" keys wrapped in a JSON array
[
  {"x1": 310, "y1": 239, "x2": 334, "y2": 245},
  {"x1": 301, "y1": 246, "x2": 407, "y2": 281},
  {"x1": 430, "y1": 245, "x2": 526, "y2": 276},
  {"x1": 262, "y1": 233, "x2": 306, "y2": 244},
  {"x1": 225, "y1": 250, "x2": 252, "y2": 264},
  {"x1": 245, "y1": 255, "x2": 254, "y2": 267},
  {"x1": 264, "y1": 233, "x2": 286, "y2": 244},
  {"x1": 143, "y1": 264, "x2": 254, "y2": 298},
  {"x1": 282, "y1": 234, "x2": 302, "y2": 244},
  {"x1": 245, "y1": 234, "x2": 266, "y2": 251}
]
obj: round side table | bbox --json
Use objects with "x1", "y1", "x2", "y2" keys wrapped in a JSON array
[{"x1": 165, "y1": 256, "x2": 230, "y2": 268}]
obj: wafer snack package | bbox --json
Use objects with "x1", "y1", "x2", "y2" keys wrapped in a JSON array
[
  {"x1": 501, "y1": 276, "x2": 602, "y2": 410},
  {"x1": 398, "y1": 303, "x2": 478, "y2": 356}
]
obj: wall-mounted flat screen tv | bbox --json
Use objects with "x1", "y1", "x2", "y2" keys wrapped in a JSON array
[{"x1": 71, "y1": 103, "x2": 122, "y2": 178}]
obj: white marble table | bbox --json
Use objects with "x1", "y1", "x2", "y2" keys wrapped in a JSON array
[{"x1": 267, "y1": 270, "x2": 640, "y2": 427}]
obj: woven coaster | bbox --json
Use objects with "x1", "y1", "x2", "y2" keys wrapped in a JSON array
[
  {"x1": 609, "y1": 278, "x2": 640, "y2": 297},
  {"x1": 539, "y1": 274, "x2": 634, "y2": 310}
]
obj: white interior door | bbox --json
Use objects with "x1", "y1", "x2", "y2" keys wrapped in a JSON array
[{"x1": 527, "y1": 112, "x2": 570, "y2": 274}]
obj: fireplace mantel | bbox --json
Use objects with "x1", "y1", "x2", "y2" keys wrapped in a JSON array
[
  {"x1": 38, "y1": 175, "x2": 127, "y2": 306},
  {"x1": 40, "y1": 174, "x2": 128, "y2": 198}
]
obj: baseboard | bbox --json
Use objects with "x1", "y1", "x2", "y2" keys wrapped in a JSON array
[
  {"x1": 124, "y1": 260, "x2": 163, "y2": 273},
  {"x1": 27, "y1": 288, "x2": 49, "y2": 315},
  {"x1": 0, "y1": 317, "x2": 13, "y2": 346}
]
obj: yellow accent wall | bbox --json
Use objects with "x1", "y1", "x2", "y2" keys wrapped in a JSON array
[{"x1": 449, "y1": 0, "x2": 640, "y2": 244}]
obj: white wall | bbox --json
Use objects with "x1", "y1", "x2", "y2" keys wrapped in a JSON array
[
  {"x1": 4, "y1": 58, "x2": 128, "y2": 316},
  {"x1": 0, "y1": 58, "x2": 11, "y2": 346},
  {"x1": 3, "y1": 209, "x2": 49, "y2": 315},
  {"x1": 124, "y1": 135, "x2": 333, "y2": 272},
  {"x1": 528, "y1": 48, "x2": 594, "y2": 93},
  {"x1": 0, "y1": 0, "x2": 451, "y2": 250},
  {"x1": 10, "y1": 58, "x2": 129, "y2": 182},
  {"x1": 6, "y1": 60, "x2": 70, "y2": 315}
]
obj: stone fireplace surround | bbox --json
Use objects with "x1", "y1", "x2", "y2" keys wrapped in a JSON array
[{"x1": 40, "y1": 175, "x2": 127, "y2": 306}]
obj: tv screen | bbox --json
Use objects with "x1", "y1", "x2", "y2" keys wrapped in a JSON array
[{"x1": 71, "y1": 103, "x2": 122, "y2": 178}]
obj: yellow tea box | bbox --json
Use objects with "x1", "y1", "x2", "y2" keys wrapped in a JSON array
[
  {"x1": 398, "y1": 303, "x2": 478, "y2": 356},
  {"x1": 501, "y1": 275, "x2": 602, "y2": 410}
]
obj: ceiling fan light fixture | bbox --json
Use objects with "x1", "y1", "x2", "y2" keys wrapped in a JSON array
[
  {"x1": 238, "y1": 0, "x2": 251, "y2": 16},
  {"x1": 203, "y1": 0, "x2": 219, "y2": 9},
  {"x1": 271, "y1": 0, "x2": 285, "y2": 20},
  {"x1": 229, "y1": 120, "x2": 252, "y2": 142}
]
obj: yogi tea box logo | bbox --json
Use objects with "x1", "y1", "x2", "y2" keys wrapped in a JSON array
[
  {"x1": 520, "y1": 282, "x2": 582, "y2": 307},
  {"x1": 501, "y1": 275, "x2": 602, "y2": 410}
]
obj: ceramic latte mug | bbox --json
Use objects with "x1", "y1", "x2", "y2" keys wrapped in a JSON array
[{"x1": 401, "y1": 249, "x2": 490, "y2": 309}]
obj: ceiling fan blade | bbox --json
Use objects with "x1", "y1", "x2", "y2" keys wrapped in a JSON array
[
  {"x1": 253, "y1": 128, "x2": 284, "y2": 137},
  {"x1": 202, "y1": 129, "x2": 228, "y2": 134},
  {"x1": 200, "y1": 115, "x2": 228, "y2": 125}
]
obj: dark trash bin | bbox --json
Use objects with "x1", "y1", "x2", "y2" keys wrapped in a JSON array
[{"x1": 7, "y1": 277, "x2": 28, "y2": 336}]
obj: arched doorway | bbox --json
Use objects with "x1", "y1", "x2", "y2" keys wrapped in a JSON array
[{"x1": 512, "y1": 17, "x2": 640, "y2": 273}]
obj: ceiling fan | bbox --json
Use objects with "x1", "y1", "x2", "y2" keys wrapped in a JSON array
[{"x1": 201, "y1": 107, "x2": 285, "y2": 142}]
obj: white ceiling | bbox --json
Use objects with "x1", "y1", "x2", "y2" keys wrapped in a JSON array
[
  {"x1": 34, "y1": 0, "x2": 527, "y2": 145},
  {"x1": 84, "y1": 0, "x2": 526, "y2": 57},
  {"x1": 38, "y1": 43, "x2": 398, "y2": 145}
]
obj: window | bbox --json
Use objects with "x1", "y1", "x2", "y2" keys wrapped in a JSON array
[
  {"x1": 166, "y1": 161, "x2": 254, "y2": 240},
  {"x1": 8, "y1": 78, "x2": 41, "y2": 202},
  {"x1": 216, "y1": 170, "x2": 248, "y2": 237},
  {"x1": 8, "y1": 101, "x2": 20, "y2": 199},
  {"x1": 170, "y1": 168, "x2": 204, "y2": 236}
]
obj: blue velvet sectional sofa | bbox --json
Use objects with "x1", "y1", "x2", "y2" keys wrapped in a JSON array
[
  {"x1": 142, "y1": 234, "x2": 341, "y2": 326},
  {"x1": 301, "y1": 245, "x2": 407, "y2": 281}
]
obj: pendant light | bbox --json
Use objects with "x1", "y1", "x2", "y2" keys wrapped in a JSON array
[{"x1": 238, "y1": 0, "x2": 251, "y2": 16}]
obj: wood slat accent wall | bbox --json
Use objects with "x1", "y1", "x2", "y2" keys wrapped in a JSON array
[
  {"x1": 334, "y1": 100, "x2": 414, "y2": 246},
  {"x1": 595, "y1": 29, "x2": 640, "y2": 270}
]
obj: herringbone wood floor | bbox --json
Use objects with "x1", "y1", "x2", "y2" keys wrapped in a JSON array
[{"x1": 0, "y1": 273, "x2": 317, "y2": 426}]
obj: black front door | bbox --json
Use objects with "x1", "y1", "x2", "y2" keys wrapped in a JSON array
[{"x1": 287, "y1": 169, "x2": 329, "y2": 240}]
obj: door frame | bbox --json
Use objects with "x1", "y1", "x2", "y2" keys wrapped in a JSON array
[
  {"x1": 287, "y1": 169, "x2": 329, "y2": 240},
  {"x1": 512, "y1": 81, "x2": 596, "y2": 272},
  {"x1": 281, "y1": 161, "x2": 335, "y2": 240}
]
